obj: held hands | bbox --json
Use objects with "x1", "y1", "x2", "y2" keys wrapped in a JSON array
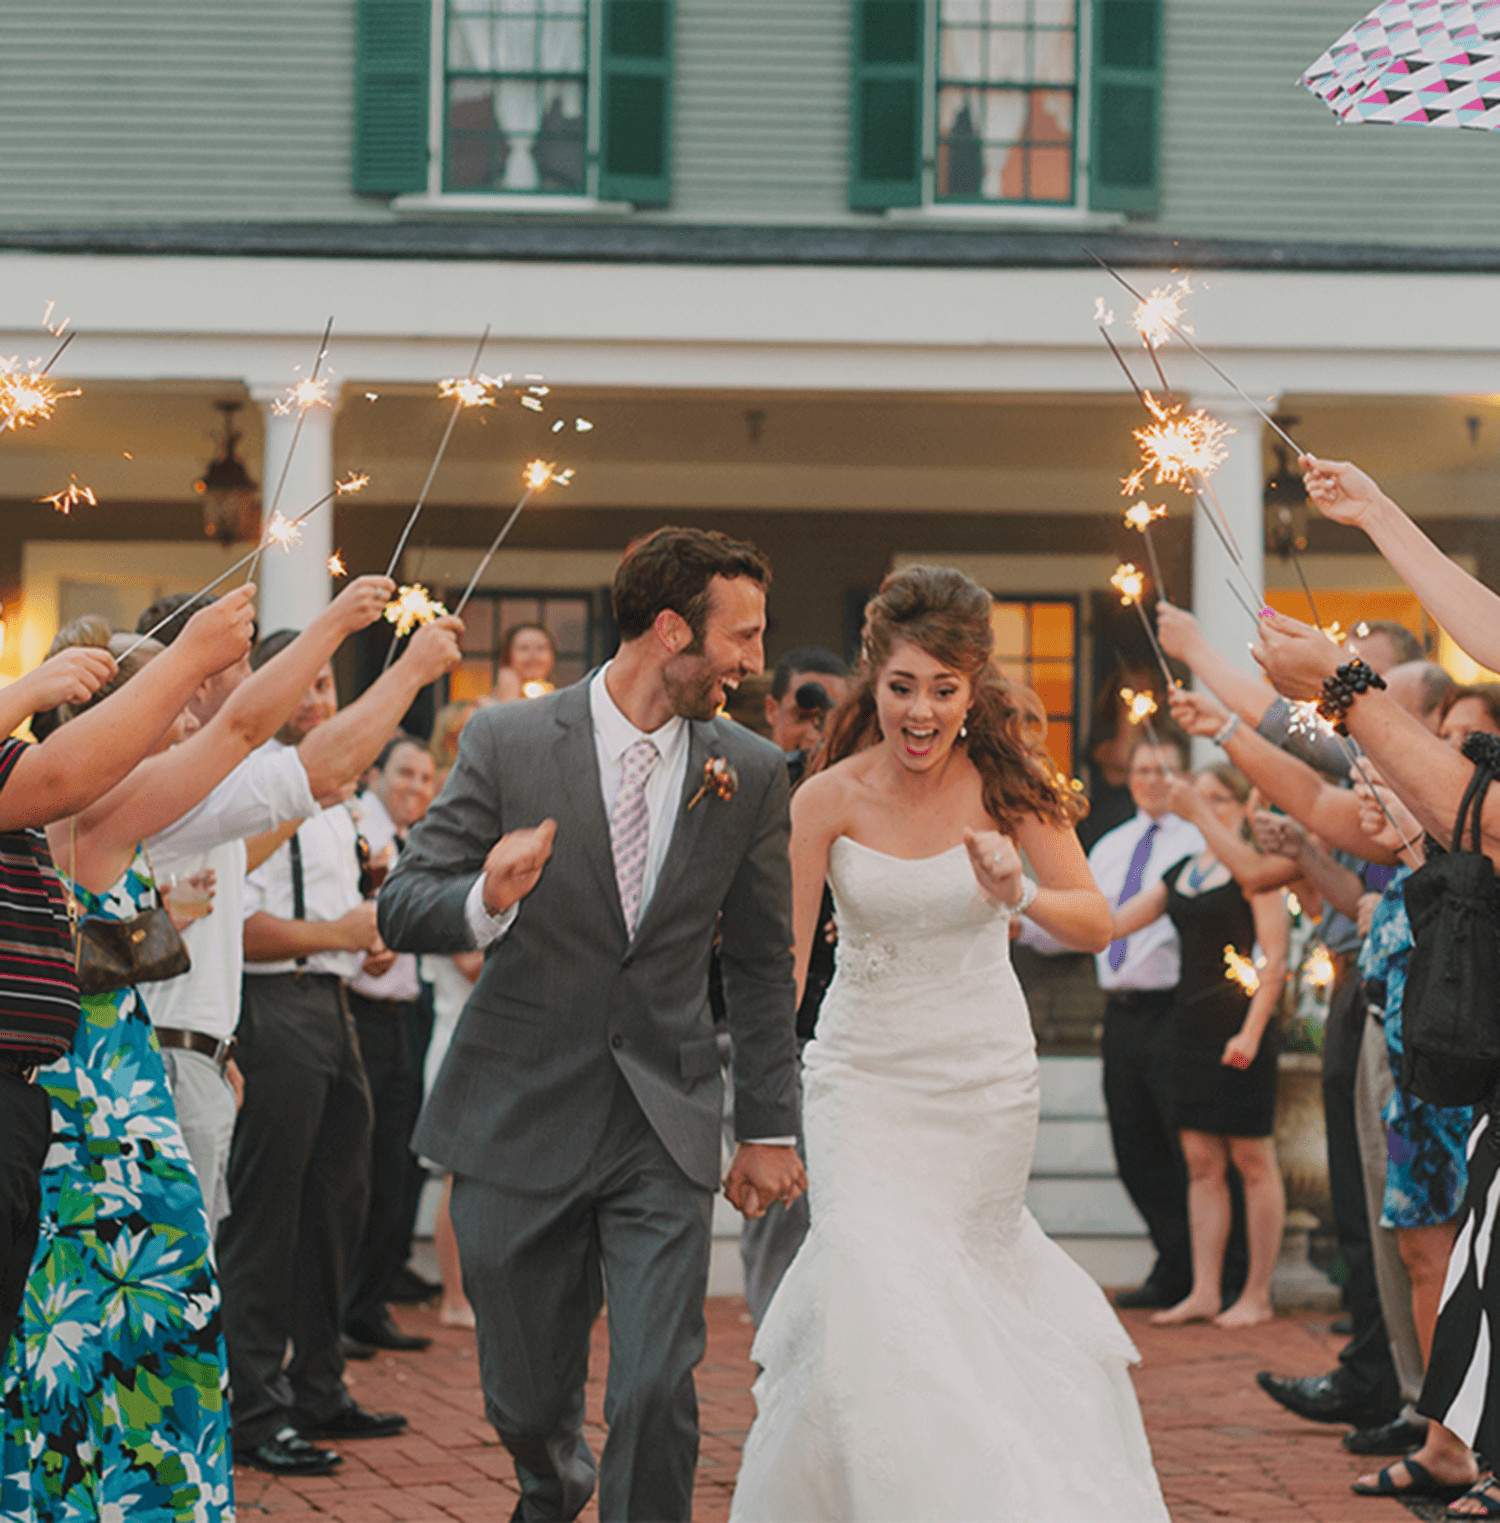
[
  {"x1": 1221, "y1": 1029, "x2": 1259, "y2": 1071},
  {"x1": 18, "y1": 646, "x2": 118, "y2": 713},
  {"x1": 1167, "y1": 687, "x2": 1228, "y2": 738},
  {"x1": 361, "y1": 932, "x2": 399, "y2": 979},
  {"x1": 723, "y1": 1142, "x2": 807, "y2": 1219},
  {"x1": 963, "y1": 828, "x2": 1023, "y2": 907},
  {"x1": 1250, "y1": 610, "x2": 1343, "y2": 701},
  {"x1": 399, "y1": 614, "x2": 464, "y2": 685},
  {"x1": 329, "y1": 575, "x2": 395, "y2": 635},
  {"x1": 1299, "y1": 455, "x2": 1390, "y2": 533},
  {"x1": 181, "y1": 585, "x2": 258, "y2": 675},
  {"x1": 482, "y1": 820, "x2": 558, "y2": 916},
  {"x1": 334, "y1": 899, "x2": 382, "y2": 951}
]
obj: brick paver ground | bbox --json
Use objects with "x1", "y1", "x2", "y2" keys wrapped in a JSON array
[{"x1": 233, "y1": 1298, "x2": 1413, "y2": 1521}]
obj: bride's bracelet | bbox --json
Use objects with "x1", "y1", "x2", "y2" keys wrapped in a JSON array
[{"x1": 1002, "y1": 876, "x2": 1038, "y2": 917}]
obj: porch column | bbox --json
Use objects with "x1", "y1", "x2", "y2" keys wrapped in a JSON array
[
  {"x1": 249, "y1": 380, "x2": 340, "y2": 636},
  {"x1": 1189, "y1": 393, "x2": 1270, "y2": 765}
]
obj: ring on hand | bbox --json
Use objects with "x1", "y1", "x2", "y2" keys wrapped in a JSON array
[{"x1": 992, "y1": 852, "x2": 1003, "y2": 869}]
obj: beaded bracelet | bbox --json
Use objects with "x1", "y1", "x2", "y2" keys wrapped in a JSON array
[{"x1": 1315, "y1": 659, "x2": 1386, "y2": 735}]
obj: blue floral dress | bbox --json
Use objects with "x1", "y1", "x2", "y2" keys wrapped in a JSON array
[
  {"x1": 0, "y1": 855, "x2": 233, "y2": 1521},
  {"x1": 1358, "y1": 866, "x2": 1473, "y2": 1230}
]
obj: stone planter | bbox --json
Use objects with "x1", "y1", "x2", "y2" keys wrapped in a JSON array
[{"x1": 1272, "y1": 1051, "x2": 1339, "y2": 1311}]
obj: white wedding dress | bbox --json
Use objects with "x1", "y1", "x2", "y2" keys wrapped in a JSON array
[{"x1": 730, "y1": 838, "x2": 1169, "y2": 1523}]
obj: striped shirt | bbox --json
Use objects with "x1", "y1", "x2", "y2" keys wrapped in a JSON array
[{"x1": 0, "y1": 738, "x2": 81, "y2": 1065}]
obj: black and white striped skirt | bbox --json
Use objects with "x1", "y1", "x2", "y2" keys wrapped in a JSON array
[{"x1": 1420, "y1": 1112, "x2": 1500, "y2": 1454}]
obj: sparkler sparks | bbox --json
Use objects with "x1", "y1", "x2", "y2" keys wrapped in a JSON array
[
  {"x1": 438, "y1": 374, "x2": 501, "y2": 409},
  {"x1": 265, "y1": 511, "x2": 303, "y2": 551},
  {"x1": 1122, "y1": 395, "x2": 1235, "y2": 497},
  {"x1": 523, "y1": 459, "x2": 574, "y2": 491},
  {"x1": 1120, "y1": 687, "x2": 1159, "y2": 725},
  {"x1": 521, "y1": 680, "x2": 555, "y2": 699},
  {"x1": 37, "y1": 475, "x2": 96, "y2": 514},
  {"x1": 1288, "y1": 700, "x2": 1338, "y2": 742},
  {"x1": 1124, "y1": 500, "x2": 1168, "y2": 532},
  {"x1": 335, "y1": 470, "x2": 370, "y2": 495},
  {"x1": 1110, "y1": 563, "x2": 1146, "y2": 606},
  {"x1": 1132, "y1": 277, "x2": 1194, "y2": 349},
  {"x1": 327, "y1": 551, "x2": 347, "y2": 579},
  {"x1": 1223, "y1": 946, "x2": 1261, "y2": 996},
  {"x1": 41, "y1": 301, "x2": 69, "y2": 338},
  {"x1": 270, "y1": 374, "x2": 332, "y2": 417},
  {"x1": 1093, "y1": 297, "x2": 1115, "y2": 326},
  {"x1": 384, "y1": 584, "x2": 448, "y2": 640},
  {"x1": 1323, "y1": 621, "x2": 1346, "y2": 646},
  {"x1": 0, "y1": 357, "x2": 81, "y2": 432},
  {"x1": 1305, "y1": 944, "x2": 1336, "y2": 992}
]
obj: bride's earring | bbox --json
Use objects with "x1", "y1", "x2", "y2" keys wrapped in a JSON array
[{"x1": 960, "y1": 711, "x2": 973, "y2": 740}]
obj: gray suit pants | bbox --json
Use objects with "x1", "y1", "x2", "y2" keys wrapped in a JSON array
[{"x1": 450, "y1": 1073, "x2": 713, "y2": 1523}]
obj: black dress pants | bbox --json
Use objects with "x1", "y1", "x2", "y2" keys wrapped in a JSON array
[
  {"x1": 1102, "y1": 990, "x2": 1193, "y2": 1295},
  {"x1": 0, "y1": 1068, "x2": 50, "y2": 1356},
  {"x1": 219, "y1": 974, "x2": 374, "y2": 1448},
  {"x1": 1324, "y1": 967, "x2": 1401, "y2": 1413},
  {"x1": 344, "y1": 988, "x2": 425, "y2": 1330}
]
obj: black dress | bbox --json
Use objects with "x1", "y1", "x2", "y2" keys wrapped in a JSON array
[{"x1": 1163, "y1": 856, "x2": 1280, "y2": 1138}]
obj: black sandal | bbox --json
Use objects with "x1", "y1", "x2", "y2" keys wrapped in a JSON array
[
  {"x1": 1449, "y1": 1475, "x2": 1500, "y2": 1518},
  {"x1": 1352, "y1": 1459, "x2": 1474, "y2": 1502}
]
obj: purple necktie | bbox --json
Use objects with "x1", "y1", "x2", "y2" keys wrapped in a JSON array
[{"x1": 1107, "y1": 821, "x2": 1160, "y2": 972}]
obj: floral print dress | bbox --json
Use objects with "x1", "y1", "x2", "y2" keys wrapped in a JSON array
[
  {"x1": 0, "y1": 854, "x2": 233, "y2": 1521},
  {"x1": 1358, "y1": 865, "x2": 1474, "y2": 1230}
]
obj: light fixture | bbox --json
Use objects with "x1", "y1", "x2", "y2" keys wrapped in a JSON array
[
  {"x1": 1263, "y1": 415, "x2": 1307, "y2": 560},
  {"x1": 195, "y1": 400, "x2": 260, "y2": 544}
]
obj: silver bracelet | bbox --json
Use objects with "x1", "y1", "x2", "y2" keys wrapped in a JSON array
[
  {"x1": 1212, "y1": 712, "x2": 1242, "y2": 747},
  {"x1": 1002, "y1": 875, "x2": 1038, "y2": 917}
]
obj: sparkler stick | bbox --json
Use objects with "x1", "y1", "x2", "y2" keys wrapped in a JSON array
[
  {"x1": 120, "y1": 474, "x2": 366, "y2": 661},
  {"x1": 1291, "y1": 548, "x2": 1323, "y2": 628},
  {"x1": 384, "y1": 325, "x2": 492, "y2": 580},
  {"x1": 1085, "y1": 250, "x2": 1303, "y2": 458},
  {"x1": 453, "y1": 492, "x2": 535, "y2": 620},
  {"x1": 1112, "y1": 564, "x2": 1177, "y2": 690},
  {"x1": 1224, "y1": 578, "x2": 1261, "y2": 628},
  {"x1": 1099, "y1": 325, "x2": 1150, "y2": 409}
]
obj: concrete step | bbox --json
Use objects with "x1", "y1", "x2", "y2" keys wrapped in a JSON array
[
  {"x1": 1037, "y1": 1053, "x2": 1107, "y2": 1120},
  {"x1": 1052, "y1": 1235, "x2": 1156, "y2": 1289},
  {"x1": 1032, "y1": 1116, "x2": 1117, "y2": 1176},
  {"x1": 1026, "y1": 1175, "x2": 1147, "y2": 1237}
]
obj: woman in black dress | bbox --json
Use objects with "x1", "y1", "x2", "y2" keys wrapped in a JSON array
[{"x1": 1112, "y1": 765, "x2": 1295, "y2": 1329}]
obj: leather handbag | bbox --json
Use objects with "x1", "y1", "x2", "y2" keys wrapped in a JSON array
[
  {"x1": 1400, "y1": 732, "x2": 1500, "y2": 1108},
  {"x1": 64, "y1": 832, "x2": 191, "y2": 997}
]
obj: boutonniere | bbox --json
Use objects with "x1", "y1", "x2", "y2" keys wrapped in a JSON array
[{"x1": 687, "y1": 756, "x2": 738, "y2": 811}]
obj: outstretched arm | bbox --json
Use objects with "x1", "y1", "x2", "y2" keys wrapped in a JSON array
[
  {"x1": 1166, "y1": 775, "x2": 1299, "y2": 893},
  {"x1": 0, "y1": 648, "x2": 117, "y2": 738},
  {"x1": 1003, "y1": 814, "x2": 1112, "y2": 951},
  {"x1": 1110, "y1": 878, "x2": 1170, "y2": 941},
  {"x1": 1156, "y1": 602, "x2": 1275, "y2": 727},
  {"x1": 1252, "y1": 811, "x2": 1365, "y2": 919},
  {"x1": 1302, "y1": 456, "x2": 1500, "y2": 673}
]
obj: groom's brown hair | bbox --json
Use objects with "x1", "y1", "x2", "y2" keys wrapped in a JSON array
[{"x1": 613, "y1": 526, "x2": 771, "y2": 645}]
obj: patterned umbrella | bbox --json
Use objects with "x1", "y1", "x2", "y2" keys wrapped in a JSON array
[{"x1": 1302, "y1": 0, "x2": 1500, "y2": 129}]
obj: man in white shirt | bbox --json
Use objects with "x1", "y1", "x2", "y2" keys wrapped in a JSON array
[
  {"x1": 216, "y1": 617, "x2": 462, "y2": 1480},
  {"x1": 342, "y1": 734, "x2": 438, "y2": 1353},
  {"x1": 1088, "y1": 731, "x2": 1204, "y2": 1310}
]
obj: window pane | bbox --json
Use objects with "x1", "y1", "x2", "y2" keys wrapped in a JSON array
[
  {"x1": 941, "y1": 0, "x2": 983, "y2": 22},
  {"x1": 449, "y1": 12, "x2": 492, "y2": 70},
  {"x1": 535, "y1": 80, "x2": 585, "y2": 190},
  {"x1": 991, "y1": 603, "x2": 1026, "y2": 657},
  {"x1": 1035, "y1": 87, "x2": 1073, "y2": 140},
  {"x1": 1032, "y1": 660, "x2": 1074, "y2": 714},
  {"x1": 941, "y1": 27, "x2": 983, "y2": 81},
  {"x1": 985, "y1": 0, "x2": 1028, "y2": 20},
  {"x1": 1028, "y1": 144, "x2": 1072, "y2": 200},
  {"x1": 986, "y1": 28, "x2": 1028, "y2": 83},
  {"x1": 1034, "y1": 0, "x2": 1076, "y2": 23},
  {"x1": 497, "y1": 15, "x2": 537, "y2": 68},
  {"x1": 451, "y1": 660, "x2": 493, "y2": 703},
  {"x1": 981, "y1": 87, "x2": 1027, "y2": 141},
  {"x1": 1033, "y1": 27, "x2": 1076, "y2": 83},
  {"x1": 500, "y1": 598, "x2": 541, "y2": 630},
  {"x1": 447, "y1": 82, "x2": 503, "y2": 190},
  {"x1": 1030, "y1": 602, "x2": 1073, "y2": 658},
  {"x1": 1044, "y1": 721, "x2": 1073, "y2": 777},
  {"x1": 541, "y1": 16, "x2": 585, "y2": 70}
]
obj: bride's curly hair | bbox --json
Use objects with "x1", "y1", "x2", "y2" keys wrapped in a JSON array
[{"x1": 811, "y1": 566, "x2": 1086, "y2": 835}]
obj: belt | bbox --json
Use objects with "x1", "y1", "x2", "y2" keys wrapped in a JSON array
[
  {"x1": 346, "y1": 989, "x2": 418, "y2": 1015},
  {"x1": 154, "y1": 1028, "x2": 237, "y2": 1071},
  {"x1": 0, "y1": 1053, "x2": 40, "y2": 1083},
  {"x1": 1104, "y1": 988, "x2": 1175, "y2": 1009}
]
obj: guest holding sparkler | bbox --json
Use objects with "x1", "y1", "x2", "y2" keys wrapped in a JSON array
[
  {"x1": 1109, "y1": 765, "x2": 1295, "y2": 1328},
  {"x1": 491, "y1": 622, "x2": 556, "y2": 703}
]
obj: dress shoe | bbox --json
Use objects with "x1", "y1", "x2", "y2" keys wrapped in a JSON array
[
  {"x1": 238, "y1": 1426, "x2": 342, "y2": 1476},
  {"x1": 340, "y1": 1332, "x2": 376, "y2": 1361},
  {"x1": 345, "y1": 1312, "x2": 432, "y2": 1352},
  {"x1": 1114, "y1": 1281, "x2": 1189, "y2": 1311},
  {"x1": 388, "y1": 1266, "x2": 441, "y2": 1304},
  {"x1": 298, "y1": 1402, "x2": 408, "y2": 1441},
  {"x1": 1255, "y1": 1370, "x2": 1394, "y2": 1429},
  {"x1": 1343, "y1": 1415, "x2": 1429, "y2": 1455}
]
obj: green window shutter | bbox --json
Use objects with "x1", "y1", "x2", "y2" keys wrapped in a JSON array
[
  {"x1": 849, "y1": 0, "x2": 925, "y2": 211},
  {"x1": 1089, "y1": 0, "x2": 1163, "y2": 216},
  {"x1": 353, "y1": 0, "x2": 432, "y2": 196},
  {"x1": 598, "y1": 0, "x2": 674, "y2": 206}
]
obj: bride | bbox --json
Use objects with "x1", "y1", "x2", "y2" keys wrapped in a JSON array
[{"x1": 730, "y1": 567, "x2": 1169, "y2": 1522}]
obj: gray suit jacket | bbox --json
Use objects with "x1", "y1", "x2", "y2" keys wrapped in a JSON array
[{"x1": 378, "y1": 678, "x2": 801, "y2": 1194}]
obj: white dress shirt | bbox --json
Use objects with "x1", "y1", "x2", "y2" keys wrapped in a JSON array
[
  {"x1": 244, "y1": 771, "x2": 365, "y2": 981},
  {"x1": 146, "y1": 742, "x2": 319, "y2": 1041},
  {"x1": 1088, "y1": 809, "x2": 1205, "y2": 992},
  {"x1": 464, "y1": 663, "x2": 692, "y2": 946},
  {"x1": 348, "y1": 790, "x2": 422, "y2": 1002}
]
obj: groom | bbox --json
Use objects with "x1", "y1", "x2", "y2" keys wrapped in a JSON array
[{"x1": 378, "y1": 526, "x2": 805, "y2": 1521}]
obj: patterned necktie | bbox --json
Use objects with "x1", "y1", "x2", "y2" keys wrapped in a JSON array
[
  {"x1": 1106, "y1": 820, "x2": 1160, "y2": 972},
  {"x1": 610, "y1": 737, "x2": 660, "y2": 935}
]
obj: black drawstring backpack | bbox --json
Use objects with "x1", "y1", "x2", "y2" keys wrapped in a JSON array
[{"x1": 1400, "y1": 732, "x2": 1500, "y2": 1109}]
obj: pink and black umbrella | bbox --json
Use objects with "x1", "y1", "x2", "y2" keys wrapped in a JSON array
[{"x1": 1302, "y1": 0, "x2": 1500, "y2": 129}]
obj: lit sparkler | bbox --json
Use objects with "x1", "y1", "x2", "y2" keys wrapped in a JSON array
[
  {"x1": 1093, "y1": 296, "x2": 1115, "y2": 326},
  {"x1": 1120, "y1": 687, "x2": 1159, "y2": 725},
  {"x1": 438, "y1": 374, "x2": 501, "y2": 409},
  {"x1": 1323, "y1": 621, "x2": 1345, "y2": 646},
  {"x1": 264, "y1": 511, "x2": 303, "y2": 552},
  {"x1": 1110, "y1": 563, "x2": 1146, "y2": 606},
  {"x1": 451, "y1": 459, "x2": 575, "y2": 620},
  {"x1": 384, "y1": 584, "x2": 449, "y2": 640},
  {"x1": 37, "y1": 475, "x2": 96, "y2": 514},
  {"x1": 327, "y1": 550, "x2": 347, "y2": 579},
  {"x1": 1132, "y1": 277, "x2": 1194, "y2": 350},
  {"x1": 270, "y1": 374, "x2": 332, "y2": 418},
  {"x1": 1124, "y1": 500, "x2": 1167, "y2": 533},
  {"x1": 1122, "y1": 395, "x2": 1234, "y2": 497},
  {"x1": 523, "y1": 458, "x2": 573, "y2": 490},
  {"x1": 1305, "y1": 944, "x2": 1336, "y2": 992},
  {"x1": 575, "y1": 418, "x2": 593, "y2": 432},
  {"x1": 521, "y1": 679, "x2": 555, "y2": 699},
  {"x1": 0, "y1": 356, "x2": 81, "y2": 433},
  {"x1": 1223, "y1": 946, "x2": 1261, "y2": 997},
  {"x1": 336, "y1": 470, "x2": 370, "y2": 495}
]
